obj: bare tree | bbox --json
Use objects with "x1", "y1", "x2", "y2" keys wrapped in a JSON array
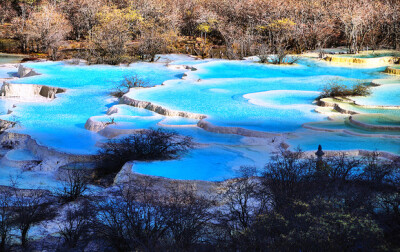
[
  {"x1": 0, "y1": 187, "x2": 13, "y2": 252},
  {"x1": 92, "y1": 179, "x2": 169, "y2": 251},
  {"x1": 60, "y1": 0, "x2": 103, "y2": 41},
  {"x1": 136, "y1": 30, "x2": 167, "y2": 62},
  {"x1": 58, "y1": 200, "x2": 95, "y2": 249},
  {"x1": 57, "y1": 169, "x2": 89, "y2": 203},
  {"x1": 219, "y1": 166, "x2": 268, "y2": 232},
  {"x1": 164, "y1": 184, "x2": 214, "y2": 250},
  {"x1": 90, "y1": 5, "x2": 133, "y2": 64},
  {"x1": 13, "y1": 189, "x2": 57, "y2": 248},
  {"x1": 262, "y1": 148, "x2": 313, "y2": 210},
  {"x1": 24, "y1": 3, "x2": 71, "y2": 60},
  {"x1": 361, "y1": 152, "x2": 397, "y2": 185},
  {"x1": 110, "y1": 74, "x2": 149, "y2": 98},
  {"x1": 324, "y1": 153, "x2": 361, "y2": 181}
]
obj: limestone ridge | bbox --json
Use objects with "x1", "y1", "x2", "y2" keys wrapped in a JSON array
[
  {"x1": 1, "y1": 82, "x2": 66, "y2": 99},
  {"x1": 324, "y1": 55, "x2": 399, "y2": 65},
  {"x1": 384, "y1": 66, "x2": 400, "y2": 75},
  {"x1": 120, "y1": 95, "x2": 206, "y2": 120}
]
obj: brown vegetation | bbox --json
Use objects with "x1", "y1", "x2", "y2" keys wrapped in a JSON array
[
  {"x1": 320, "y1": 81, "x2": 372, "y2": 98},
  {"x1": 0, "y1": 0, "x2": 399, "y2": 63}
]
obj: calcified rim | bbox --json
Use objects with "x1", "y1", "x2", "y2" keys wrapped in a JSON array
[
  {"x1": 384, "y1": 66, "x2": 400, "y2": 76},
  {"x1": 306, "y1": 76, "x2": 400, "y2": 138},
  {"x1": 324, "y1": 54, "x2": 400, "y2": 66}
]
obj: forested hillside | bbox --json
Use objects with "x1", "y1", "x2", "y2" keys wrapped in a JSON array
[{"x1": 1, "y1": 0, "x2": 399, "y2": 63}]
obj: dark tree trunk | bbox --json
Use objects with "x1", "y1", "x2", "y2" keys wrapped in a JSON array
[{"x1": 21, "y1": 226, "x2": 29, "y2": 248}]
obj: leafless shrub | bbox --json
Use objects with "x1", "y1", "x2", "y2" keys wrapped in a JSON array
[
  {"x1": 319, "y1": 80, "x2": 371, "y2": 98},
  {"x1": 95, "y1": 128, "x2": 193, "y2": 177},
  {"x1": 110, "y1": 74, "x2": 149, "y2": 98},
  {"x1": 257, "y1": 44, "x2": 271, "y2": 63},
  {"x1": 102, "y1": 117, "x2": 115, "y2": 127},
  {"x1": 267, "y1": 49, "x2": 299, "y2": 64},
  {"x1": 58, "y1": 200, "x2": 95, "y2": 249}
]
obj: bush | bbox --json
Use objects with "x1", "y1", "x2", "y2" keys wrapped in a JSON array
[
  {"x1": 320, "y1": 81, "x2": 371, "y2": 98},
  {"x1": 110, "y1": 74, "x2": 148, "y2": 98},
  {"x1": 136, "y1": 30, "x2": 168, "y2": 62},
  {"x1": 235, "y1": 199, "x2": 384, "y2": 251},
  {"x1": 267, "y1": 49, "x2": 299, "y2": 65},
  {"x1": 95, "y1": 128, "x2": 193, "y2": 177}
]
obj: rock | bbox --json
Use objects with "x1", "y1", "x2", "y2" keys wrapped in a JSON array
[
  {"x1": 18, "y1": 64, "x2": 40, "y2": 78},
  {"x1": 84, "y1": 116, "x2": 107, "y2": 132},
  {"x1": 113, "y1": 162, "x2": 135, "y2": 184}
]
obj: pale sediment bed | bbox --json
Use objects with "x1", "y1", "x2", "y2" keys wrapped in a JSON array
[
  {"x1": 84, "y1": 116, "x2": 108, "y2": 132},
  {"x1": 197, "y1": 119, "x2": 282, "y2": 138},
  {"x1": 323, "y1": 50, "x2": 400, "y2": 66}
]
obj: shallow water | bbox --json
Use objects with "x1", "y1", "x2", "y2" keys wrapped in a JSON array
[
  {"x1": 0, "y1": 54, "x2": 23, "y2": 64},
  {"x1": 1, "y1": 54, "x2": 400, "y2": 181},
  {"x1": 6, "y1": 61, "x2": 185, "y2": 153},
  {"x1": 128, "y1": 58, "x2": 388, "y2": 132}
]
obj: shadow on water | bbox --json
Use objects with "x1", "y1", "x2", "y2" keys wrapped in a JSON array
[
  {"x1": 6, "y1": 71, "x2": 18, "y2": 77},
  {"x1": 174, "y1": 73, "x2": 185, "y2": 79}
]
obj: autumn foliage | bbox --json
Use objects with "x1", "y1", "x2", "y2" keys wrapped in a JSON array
[{"x1": 1, "y1": 0, "x2": 400, "y2": 62}]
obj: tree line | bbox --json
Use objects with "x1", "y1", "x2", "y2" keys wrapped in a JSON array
[{"x1": 1, "y1": 0, "x2": 399, "y2": 63}]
